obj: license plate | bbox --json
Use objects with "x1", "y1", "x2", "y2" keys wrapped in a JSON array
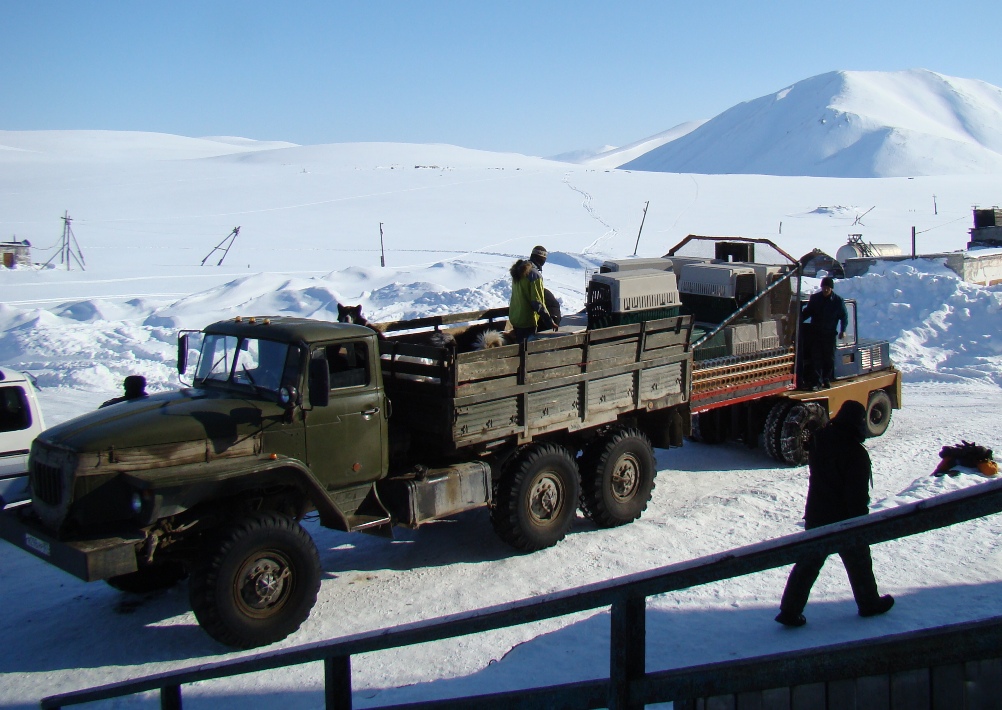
[{"x1": 25, "y1": 533, "x2": 51, "y2": 557}]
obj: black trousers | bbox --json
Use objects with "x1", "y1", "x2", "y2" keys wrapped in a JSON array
[
  {"x1": 810, "y1": 330, "x2": 837, "y2": 385},
  {"x1": 780, "y1": 545, "x2": 881, "y2": 615}
]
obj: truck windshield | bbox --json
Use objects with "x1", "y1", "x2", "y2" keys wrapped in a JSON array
[{"x1": 195, "y1": 335, "x2": 299, "y2": 397}]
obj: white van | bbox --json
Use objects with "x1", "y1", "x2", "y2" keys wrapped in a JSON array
[{"x1": 0, "y1": 369, "x2": 45, "y2": 508}]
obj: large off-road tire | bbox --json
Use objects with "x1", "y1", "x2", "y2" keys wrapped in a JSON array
[
  {"x1": 763, "y1": 400, "x2": 793, "y2": 462},
  {"x1": 491, "y1": 442, "x2": 580, "y2": 552},
  {"x1": 107, "y1": 561, "x2": 188, "y2": 594},
  {"x1": 865, "y1": 390, "x2": 893, "y2": 438},
  {"x1": 579, "y1": 428, "x2": 657, "y2": 528},
  {"x1": 189, "y1": 512, "x2": 321, "y2": 649},
  {"x1": 691, "y1": 409, "x2": 726, "y2": 444},
  {"x1": 778, "y1": 402, "x2": 828, "y2": 466}
]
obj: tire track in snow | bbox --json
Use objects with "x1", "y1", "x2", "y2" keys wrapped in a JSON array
[{"x1": 563, "y1": 173, "x2": 618, "y2": 253}]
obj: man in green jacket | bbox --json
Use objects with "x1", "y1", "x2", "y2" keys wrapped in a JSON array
[{"x1": 509, "y1": 245, "x2": 555, "y2": 343}]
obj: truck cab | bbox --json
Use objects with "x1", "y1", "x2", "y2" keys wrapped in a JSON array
[{"x1": 0, "y1": 368, "x2": 45, "y2": 509}]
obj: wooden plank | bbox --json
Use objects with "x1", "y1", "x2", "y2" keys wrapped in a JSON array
[
  {"x1": 455, "y1": 374, "x2": 519, "y2": 398},
  {"x1": 609, "y1": 598, "x2": 645, "y2": 710},
  {"x1": 828, "y1": 678, "x2": 857, "y2": 709},
  {"x1": 456, "y1": 356, "x2": 520, "y2": 382},
  {"x1": 735, "y1": 690, "x2": 764, "y2": 710},
  {"x1": 965, "y1": 658, "x2": 1002, "y2": 710},
  {"x1": 855, "y1": 665, "x2": 896, "y2": 708},
  {"x1": 644, "y1": 329, "x2": 690, "y2": 351},
  {"x1": 639, "y1": 363, "x2": 684, "y2": 403},
  {"x1": 589, "y1": 340, "x2": 639, "y2": 364},
  {"x1": 790, "y1": 682, "x2": 825, "y2": 710},
  {"x1": 524, "y1": 346, "x2": 584, "y2": 372},
  {"x1": 930, "y1": 663, "x2": 964, "y2": 709},
  {"x1": 453, "y1": 398, "x2": 520, "y2": 440},
  {"x1": 890, "y1": 669, "x2": 929, "y2": 710},
  {"x1": 641, "y1": 343, "x2": 685, "y2": 360},
  {"x1": 761, "y1": 688, "x2": 791, "y2": 709},
  {"x1": 587, "y1": 373, "x2": 634, "y2": 414},
  {"x1": 525, "y1": 364, "x2": 583, "y2": 385},
  {"x1": 526, "y1": 385, "x2": 580, "y2": 429},
  {"x1": 525, "y1": 331, "x2": 587, "y2": 353},
  {"x1": 705, "y1": 696, "x2": 735, "y2": 710}
]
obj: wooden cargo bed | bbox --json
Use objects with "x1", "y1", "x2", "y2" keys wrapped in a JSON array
[{"x1": 376, "y1": 309, "x2": 693, "y2": 451}]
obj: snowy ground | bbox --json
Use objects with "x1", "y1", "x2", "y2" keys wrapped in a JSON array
[{"x1": 0, "y1": 132, "x2": 1001, "y2": 708}]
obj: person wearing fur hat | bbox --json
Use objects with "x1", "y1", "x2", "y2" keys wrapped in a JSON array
[
  {"x1": 508, "y1": 245, "x2": 555, "y2": 342},
  {"x1": 775, "y1": 399, "x2": 894, "y2": 627}
]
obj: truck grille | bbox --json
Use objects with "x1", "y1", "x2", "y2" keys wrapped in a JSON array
[{"x1": 30, "y1": 461, "x2": 63, "y2": 506}]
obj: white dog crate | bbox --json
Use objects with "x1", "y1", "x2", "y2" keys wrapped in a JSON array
[
  {"x1": 758, "y1": 318, "x2": 783, "y2": 350},
  {"x1": 725, "y1": 323, "x2": 760, "y2": 356},
  {"x1": 599, "y1": 257, "x2": 674, "y2": 273},
  {"x1": 663, "y1": 256, "x2": 712, "y2": 274},
  {"x1": 587, "y1": 269, "x2": 681, "y2": 328},
  {"x1": 677, "y1": 263, "x2": 758, "y2": 323}
]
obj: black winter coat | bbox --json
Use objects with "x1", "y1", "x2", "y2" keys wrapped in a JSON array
[
  {"x1": 803, "y1": 403, "x2": 871, "y2": 529},
  {"x1": 801, "y1": 290, "x2": 848, "y2": 336}
]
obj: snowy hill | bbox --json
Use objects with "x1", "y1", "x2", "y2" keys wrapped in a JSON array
[
  {"x1": 554, "y1": 120, "x2": 707, "y2": 170},
  {"x1": 620, "y1": 70, "x2": 1002, "y2": 177}
]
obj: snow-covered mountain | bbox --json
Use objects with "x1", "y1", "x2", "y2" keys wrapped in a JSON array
[
  {"x1": 556, "y1": 120, "x2": 707, "y2": 169},
  {"x1": 619, "y1": 69, "x2": 1002, "y2": 177}
]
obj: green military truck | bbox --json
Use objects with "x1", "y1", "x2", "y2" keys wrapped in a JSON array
[{"x1": 0, "y1": 309, "x2": 693, "y2": 648}]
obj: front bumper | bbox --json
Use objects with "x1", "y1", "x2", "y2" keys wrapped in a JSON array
[{"x1": 0, "y1": 505, "x2": 143, "y2": 581}]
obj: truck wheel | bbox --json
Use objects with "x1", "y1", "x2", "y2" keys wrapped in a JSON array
[
  {"x1": 763, "y1": 400, "x2": 792, "y2": 462},
  {"x1": 107, "y1": 561, "x2": 188, "y2": 594},
  {"x1": 189, "y1": 512, "x2": 321, "y2": 649},
  {"x1": 778, "y1": 402, "x2": 828, "y2": 466},
  {"x1": 491, "y1": 442, "x2": 580, "y2": 552},
  {"x1": 579, "y1": 428, "x2": 656, "y2": 528},
  {"x1": 691, "y1": 410, "x2": 725, "y2": 444},
  {"x1": 865, "y1": 390, "x2": 893, "y2": 437}
]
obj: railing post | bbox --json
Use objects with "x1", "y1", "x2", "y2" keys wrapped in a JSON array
[
  {"x1": 609, "y1": 596, "x2": 646, "y2": 710},
  {"x1": 325, "y1": 655, "x2": 353, "y2": 710},
  {"x1": 161, "y1": 684, "x2": 182, "y2": 710}
]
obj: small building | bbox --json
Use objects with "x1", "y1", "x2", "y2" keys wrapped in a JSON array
[
  {"x1": 0, "y1": 240, "x2": 32, "y2": 269},
  {"x1": 969, "y1": 207, "x2": 1002, "y2": 249}
]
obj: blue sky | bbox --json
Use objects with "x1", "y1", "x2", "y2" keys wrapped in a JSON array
[{"x1": 3, "y1": 1, "x2": 1000, "y2": 156}]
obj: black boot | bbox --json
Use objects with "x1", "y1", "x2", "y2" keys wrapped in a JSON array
[
  {"x1": 775, "y1": 610, "x2": 807, "y2": 627},
  {"x1": 859, "y1": 595, "x2": 894, "y2": 617}
]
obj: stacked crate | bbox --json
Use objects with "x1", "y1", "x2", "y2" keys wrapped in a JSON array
[
  {"x1": 586, "y1": 269, "x2": 682, "y2": 329},
  {"x1": 677, "y1": 263, "x2": 759, "y2": 324}
]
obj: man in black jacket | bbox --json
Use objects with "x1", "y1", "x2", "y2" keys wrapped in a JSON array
[
  {"x1": 775, "y1": 400, "x2": 894, "y2": 627},
  {"x1": 801, "y1": 276, "x2": 848, "y2": 389}
]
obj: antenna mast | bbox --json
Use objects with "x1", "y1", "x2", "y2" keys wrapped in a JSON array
[
  {"x1": 41, "y1": 211, "x2": 86, "y2": 270},
  {"x1": 201, "y1": 227, "x2": 241, "y2": 266}
]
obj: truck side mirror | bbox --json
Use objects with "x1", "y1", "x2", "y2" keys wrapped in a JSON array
[
  {"x1": 308, "y1": 359, "x2": 329, "y2": 407},
  {"x1": 177, "y1": 334, "x2": 189, "y2": 374}
]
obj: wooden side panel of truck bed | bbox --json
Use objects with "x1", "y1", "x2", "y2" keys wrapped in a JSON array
[{"x1": 381, "y1": 315, "x2": 693, "y2": 450}]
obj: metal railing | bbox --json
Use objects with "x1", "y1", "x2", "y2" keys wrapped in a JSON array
[{"x1": 42, "y1": 477, "x2": 1002, "y2": 710}]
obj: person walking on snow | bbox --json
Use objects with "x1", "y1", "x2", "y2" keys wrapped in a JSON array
[
  {"x1": 801, "y1": 275, "x2": 848, "y2": 390},
  {"x1": 775, "y1": 399, "x2": 894, "y2": 627},
  {"x1": 508, "y1": 245, "x2": 555, "y2": 343}
]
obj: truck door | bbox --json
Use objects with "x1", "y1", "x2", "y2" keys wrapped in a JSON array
[
  {"x1": 0, "y1": 385, "x2": 34, "y2": 507},
  {"x1": 305, "y1": 340, "x2": 387, "y2": 489}
]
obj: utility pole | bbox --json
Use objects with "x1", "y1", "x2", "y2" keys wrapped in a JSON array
[
  {"x1": 933, "y1": 195, "x2": 938, "y2": 215},
  {"x1": 201, "y1": 227, "x2": 240, "y2": 266},
  {"x1": 379, "y1": 223, "x2": 386, "y2": 267},
  {"x1": 633, "y1": 201, "x2": 650, "y2": 256},
  {"x1": 42, "y1": 211, "x2": 86, "y2": 270},
  {"x1": 912, "y1": 226, "x2": 917, "y2": 258}
]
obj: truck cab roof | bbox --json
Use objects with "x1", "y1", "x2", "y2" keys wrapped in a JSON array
[{"x1": 204, "y1": 316, "x2": 376, "y2": 343}]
